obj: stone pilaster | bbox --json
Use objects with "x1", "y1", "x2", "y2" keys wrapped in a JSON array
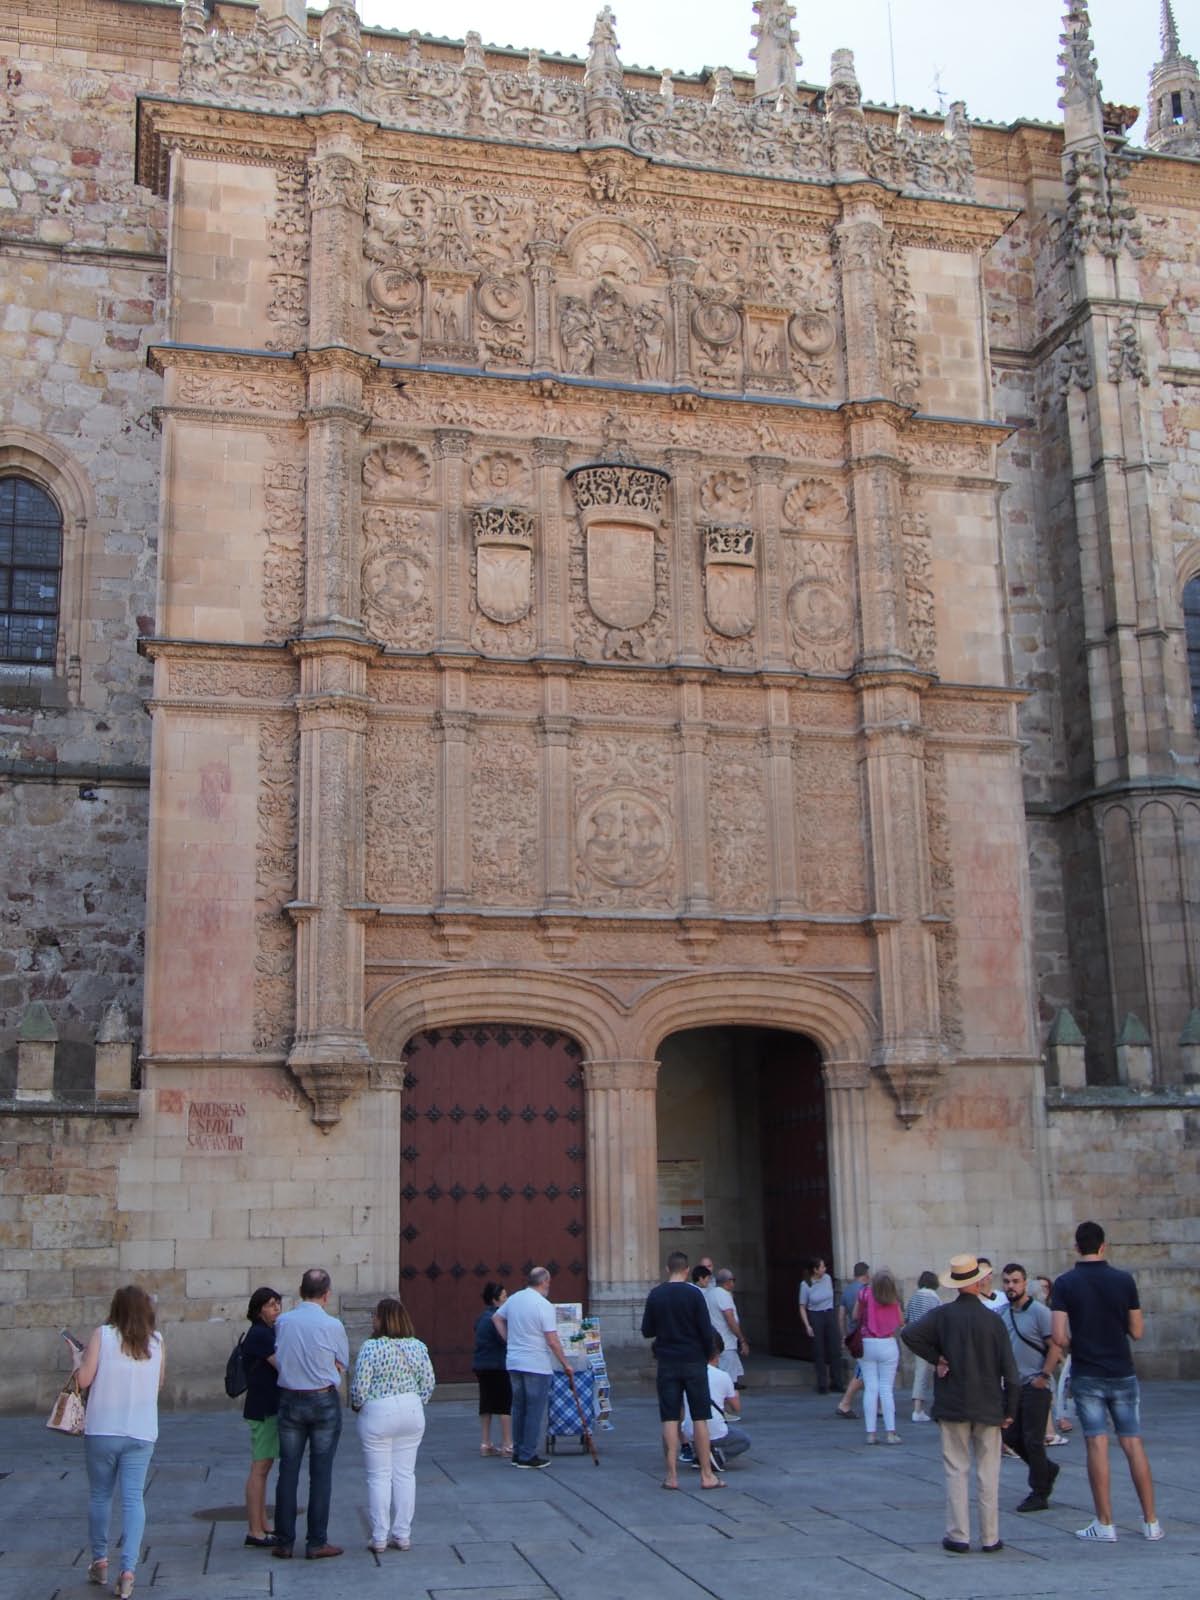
[
  {"x1": 859, "y1": 675, "x2": 945, "y2": 1123},
  {"x1": 675, "y1": 678, "x2": 712, "y2": 915},
  {"x1": 434, "y1": 429, "x2": 471, "y2": 650},
  {"x1": 748, "y1": 455, "x2": 788, "y2": 667},
  {"x1": 582, "y1": 1059, "x2": 660, "y2": 1324},
  {"x1": 529, "y1": 241, "x2": 557, "y2": 369},
  {"x1": 538, "y1": 670, "x2": 574, "y2": 906},
  {"x1": 287, "y1": 638, "x2": 377, "y2": 1128},
  {"x1": 667, "y1": 255, "x2": 697, "y2": 386},
  {"x1": 533, "y1": 436, "x2": 570, "y2": 654},
  {"x1": 822, "y1": 1059, "x2": 870, "y2": 1271},
  {"x1": 307, "y1": 126, "x2": 365, "y2": 352},
  {"x1": 435, "y1": 667, "x2": 474, "y2": 906},
  {"x1": 764, "y1": 686, "x2": 801, "y2": 913},
  {"x1": 665, "y1": 448, "x2": 703, "y2": 662}
]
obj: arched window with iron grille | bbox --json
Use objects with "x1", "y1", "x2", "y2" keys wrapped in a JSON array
[{"x1": 0, "y1": 476, "x2": 62, "y2": 665}]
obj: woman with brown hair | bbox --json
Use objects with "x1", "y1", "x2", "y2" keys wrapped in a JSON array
[
  {"x1": 349, "y1": 1297, "x2": 435, "y2": 1554},
  {"x1": 857, "y1": 1268, "x2": 904, "y2": 1446},
  {"x1": 75, "y1": 1285, "x2": 165, "y2": 1598}
]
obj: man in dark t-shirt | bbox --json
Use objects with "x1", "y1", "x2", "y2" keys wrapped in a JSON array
[
  {"x1": 1051, "y1": 1221, "x2": 1163, "y2": 1542},
  {"x1": 641, "y1": 1251, "x2": 722, "y2": 1489}
]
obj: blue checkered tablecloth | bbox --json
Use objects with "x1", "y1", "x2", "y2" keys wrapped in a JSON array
[{"x1": 548, "y1": 1368, "x2": 595, "y2": 1436}]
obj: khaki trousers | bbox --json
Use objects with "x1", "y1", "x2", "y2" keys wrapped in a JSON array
[{"x1": 939, "y1": 1420, "x2": 1002, "y2": 1547}]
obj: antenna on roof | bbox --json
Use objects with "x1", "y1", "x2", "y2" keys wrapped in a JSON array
[
  {"x1": 886, "y1": 0, "x2": 898, "y2": 104},
  {"x1": 931, "y1": 65, "x2": 947, "y2": 115}
]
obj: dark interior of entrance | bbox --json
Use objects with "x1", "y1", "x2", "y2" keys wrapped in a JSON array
[{"x1": 656, "y1": 1027, "x2": 831, "y2": 1361}]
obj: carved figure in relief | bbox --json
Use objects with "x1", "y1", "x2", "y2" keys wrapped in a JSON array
[
  {"x1": 700, "y1": 469, "x2": 752, "y2": 517},
  {"x1": 469, "y1": 451, "x2": 529, "y2": 501},
  {"x1": 560, "y1": 296, "x2": 595, "y2": 374},
  {"x1": 752, "y1": 322, "x2": 782, "y2": 372},
  {"x1": 432, "y1": 286, "x2": 460, "y2": 341},
  {"x1": 783, "y1": 478, "x2": 849, "y2": 528},
  {"x1": 579, "y1": 789, "x2": 673, "y2": 888},
  {"x1": 363, "y1": 549, "x2": 428, "y2": 616},
  {"x1": 634, "y1": 301, "x2": 669, "y2": 380},
  {"x1": 592, "y1": 279, "x2": 636, "y2": 373},
  {"x1": 362, "y1": 442, "x2": 432, "y2": 499}
]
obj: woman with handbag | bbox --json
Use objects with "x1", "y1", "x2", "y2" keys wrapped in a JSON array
[
  {"x1": 74, "y1": 1285, "x2": 164, "y2": 1598},
  {"x1": 241, "y1": 1286, "x2": 283, "y2": 1547},
  {"x1": 858, "y1": 1268, "x2": 904, "y2": 1445},
  {"x1": 349, "y1": 1297, "x2": 435, "y2": 1554}
]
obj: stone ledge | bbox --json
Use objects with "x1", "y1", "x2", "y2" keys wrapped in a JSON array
[
  {"x1": 1046, "y1": 1086, "x2": 1200, "y2": 1111},
  {"x1": 0, "y1": 1097, "x2": 140, "y2": 1119}
]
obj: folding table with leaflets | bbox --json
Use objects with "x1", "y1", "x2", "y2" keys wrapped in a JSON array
[{"x1": 546, "y1": 1304, "x2": 610, "y2": 1455}]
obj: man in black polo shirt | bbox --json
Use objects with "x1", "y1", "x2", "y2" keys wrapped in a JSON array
[
  {"x1": 1051, "y1": 1220, "x2": 1164, "y2": 1542},
  {"x1": 641, "y1": 1250, "x2": 723, "y2": 1490}
]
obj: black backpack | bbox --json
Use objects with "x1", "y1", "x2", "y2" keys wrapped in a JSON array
[{"x1": 224, "y1": 1334, "x2": 248, "y2": 1399}]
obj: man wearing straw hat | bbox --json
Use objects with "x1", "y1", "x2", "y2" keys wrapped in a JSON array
[{"x1": 901, "y1": 1253, "x2": 1021, "y2": 1555}]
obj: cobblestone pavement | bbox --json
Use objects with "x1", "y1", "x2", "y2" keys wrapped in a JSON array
[{"x1": 3, "y1": 1382, "x2": 1198, "y2": 1599}]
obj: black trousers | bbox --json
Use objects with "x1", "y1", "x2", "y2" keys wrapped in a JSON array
[
  {"x1": 1002, "y1": 1382, "x2": 1053, "y2": 1494},
  {"x1": 808, "y1": 1309, "x2": 841, "y2": 1391}
]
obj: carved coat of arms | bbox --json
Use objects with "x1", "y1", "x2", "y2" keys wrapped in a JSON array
[
  {"x1": 703, "y1": 525, "x2": 757, "y2": 638},
  {"x1": 472, "y1": 506, "x2": 534, "y2": 624},
  {"x1": 586, "y1": 522, "x2": 656, "y2": 628}
]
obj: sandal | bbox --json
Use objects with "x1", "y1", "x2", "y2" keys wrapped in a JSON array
[
  {"x1": 87, "y1": 1559, "x2": 107, "y2": 1585},
  {"x1": 480, "y1": 1443, "x2": 499, "y2": 1456},
  {"x1": 498, "y1": 1444, "x2": 514, "y2": 1457},
  {"x1": 117, "y1": 1574, "x2": 135, "y2": 1600}
]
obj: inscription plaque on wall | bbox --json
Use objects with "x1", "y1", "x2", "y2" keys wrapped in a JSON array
[
  {"x1": 658, "y1": 1159, "x2": 705, "y2": 1229},
  {"x1": 187, "y1": 1100, "x2": 247, "y2": 1153}
]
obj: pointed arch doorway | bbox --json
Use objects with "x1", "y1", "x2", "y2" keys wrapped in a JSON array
[{"x1": 655, "y1": 1026, "x2": 831, "y2": 1360}]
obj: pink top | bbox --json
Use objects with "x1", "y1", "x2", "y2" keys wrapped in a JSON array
[{"x1": 858, "y1": 1288, "x2": 903, "y2": 1339}]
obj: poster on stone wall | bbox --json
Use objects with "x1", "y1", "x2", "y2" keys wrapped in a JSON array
[{"x1": 657, "y1": 1159, "x2": 704, "y2": 1229}]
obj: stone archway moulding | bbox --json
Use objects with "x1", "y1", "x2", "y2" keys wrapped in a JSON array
[{"x1": 631, "y1": 969, "x2": 876, "y2": 1065}]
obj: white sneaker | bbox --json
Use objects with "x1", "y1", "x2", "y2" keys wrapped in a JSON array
[
  {"x1": 1076, "y1": 1520, "x2": 1117, "y2": 1542},
  {"x1": 911, "y1": 1410, "x2": 932, "y2": 1423},
  {"x1": 1142, "y1": 1520, "x2": 1165, "y2": 1541}
]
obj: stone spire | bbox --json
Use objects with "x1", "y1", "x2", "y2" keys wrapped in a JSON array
[
  {"x1": 751, "y1": 0, "x2": 800, "y2": 99},
  {"x1": 1146, "y1": 1, "x2": 1200, "y2": 156},
  {"x1": 260, "y1": 0, "x2": 310, "y2": 42},
  {"x1": 584, "y1": 8, "x2": 627, "y2": 143},
  {"x1": 1058, "y1": 1, "x2": 1105, "y2": 152}
]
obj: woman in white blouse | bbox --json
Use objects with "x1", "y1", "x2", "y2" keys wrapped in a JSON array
[
  {"x1": 75, "y1": 1285, "x2": 165, "y2": 1599},
  {"x1": 350, "y1": 1297, "x2": 436, "y2": 1554}
]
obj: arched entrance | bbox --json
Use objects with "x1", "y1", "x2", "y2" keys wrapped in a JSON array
[
  {"x1": 655, "y1": 1026, "x2": 831, "y2": 1360},
  {"x1": 397, "y1": 1023, "x2": 588, "y2": 1379}
]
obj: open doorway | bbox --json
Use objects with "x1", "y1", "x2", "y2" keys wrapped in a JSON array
[{"x1": 655, "y1": 1026, "x2": 831, "y2": 1360}]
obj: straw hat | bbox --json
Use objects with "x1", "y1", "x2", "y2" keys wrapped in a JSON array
[{"x1": 940, "y1": 1253, "x2": 991, "y2": 1290}]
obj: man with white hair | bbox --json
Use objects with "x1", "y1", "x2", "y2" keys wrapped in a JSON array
[{"x1": 493, "y1": 1266, "x2": 571, "y2": 1470}]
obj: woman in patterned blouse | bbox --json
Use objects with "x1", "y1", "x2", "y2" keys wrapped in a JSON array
[{"x1": 350, "y1": 1298, "x2": 436, "y2": 1553}]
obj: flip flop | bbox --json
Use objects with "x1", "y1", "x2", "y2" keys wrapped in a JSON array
[
  {"x1": 661, "y1": 1480, "x2": 680, "y2": 1491},
  {"x1": 700, "y1": 1479, "x2": 727, "y2": 1490}
]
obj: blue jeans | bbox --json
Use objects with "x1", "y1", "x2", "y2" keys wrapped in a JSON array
[
  {"x1": 510, "y1": 1371, "x2": 551, "y2": 1462},
  {"x1": 275, "y1": 1388, "x2": 343, "y2": 1550},
  {"x1": 85, "y1": 1434, "x2": 154, "y2": 1574},
  {"x1": 1072, "y1": 1373, "x2": 1141, "y2": 1439}
]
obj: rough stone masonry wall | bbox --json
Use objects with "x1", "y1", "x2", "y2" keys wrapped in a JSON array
[{"x1": 0, "y1": 1, "x2": 175, "y2": 1073}]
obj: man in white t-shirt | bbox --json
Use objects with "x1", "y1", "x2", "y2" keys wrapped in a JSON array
[
  {"x1": 705, "y1": 1267, "x2": 749, "y2": 1381},
  {"x1": 493, "y1": 1266, "x2": 570, "y2": 1469},
  {"x1": 682, "y1": 1333, "x2": 751, "y2": 1470},
  {"x1": 977, "y1": 1258, "x2": 1007, "y2": 1313}
]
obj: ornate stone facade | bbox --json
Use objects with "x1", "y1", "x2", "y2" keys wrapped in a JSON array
[{"x1": 0, "y1": 0, "x2": 1198, "y2": 1404}]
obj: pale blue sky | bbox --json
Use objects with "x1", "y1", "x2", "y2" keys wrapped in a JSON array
[{"x1": 348, "y1": 1, "x2": 1177, "y2": 138}]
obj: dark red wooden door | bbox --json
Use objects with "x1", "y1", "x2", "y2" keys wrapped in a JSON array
[
  {"x1": 398, "y1": 1024, "x2": 588, "y2": 1380},
  {"x1": 758, "y1": 1034, "x2": 831, "y2": 1359}
]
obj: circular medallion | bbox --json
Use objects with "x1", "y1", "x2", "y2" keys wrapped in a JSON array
[
  {"x1": 578, "y1": 788, "x2": 673, "y2": 888},
  {"x1": 788, "y1": 310, "x2": 836, "y2": 357},
  {"x1": 368, "y1": 268, "x2": 421, "y2": 314},
  {"x1": 362, "y1": 547, "x2": 429, "y2": 617},
  {"x1": 477, "y1": 275, "x2": 526, "y2": 324},
  {"x1": 787, "y1": 579, "x2": 852, "y2": 646},
  {"x1": 691, "y1": 300, "x2": 741, "y2": 348}
]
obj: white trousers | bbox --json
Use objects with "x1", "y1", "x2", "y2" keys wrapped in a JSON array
[
  {"x1": 860, "y1": 1336, "x2": 899, "y2": 1433},
  {"x1": 357, "y1": 1392, "x2": 425, "y2": 1543}
]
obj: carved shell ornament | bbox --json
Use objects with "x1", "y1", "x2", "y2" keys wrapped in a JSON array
[
  {"x1": 469, "y1": 451, "x2": 530, "y2": 500},
  {"x1": 783, "y1": 478, "x2": 849, "y2": 527},
  {"x1": 362, "y1": 442, "x2": 432, "y2": 498},
  {"x1": 700, "y1": 469, "x2": 752, "y2": 517}
]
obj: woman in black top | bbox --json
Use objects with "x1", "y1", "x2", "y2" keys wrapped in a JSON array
[
  {"x1": 241, "y1": 1286, "x2": 282, "y2": 1547},
  {"x1": 473, "y1": 1282, "x2": 513, "y2": 1456}
]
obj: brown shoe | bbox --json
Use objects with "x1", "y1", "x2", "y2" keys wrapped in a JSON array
[
  {"x1": 271, "y1": 1547, "x2": 293, "y2": 1560},
  {"x1": 305, "y1": 1545, "x2": 343, "y2": 1560}
]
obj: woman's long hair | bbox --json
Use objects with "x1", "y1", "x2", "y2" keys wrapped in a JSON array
[
  {"x1": 374, "y1": 1297, "x2": 415, "y2": 1339},
  {"x1": 870, "y1": 1268, "x2": 900, "y2": 1307},
  {"x1": 107, "y1": 1285, "x2": 156, "y2": 1360}
]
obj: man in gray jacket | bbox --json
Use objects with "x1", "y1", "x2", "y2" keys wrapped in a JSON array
[{"x1": 901, "y1": 1253, "x2": 1020, "y2": 1555}]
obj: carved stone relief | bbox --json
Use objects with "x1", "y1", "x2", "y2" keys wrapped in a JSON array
[
  {"x1": 900, "y1": 505, "x2": 936, "y2": 671},
  {"x1": 782, "y1": 476, "x2": 850, "y2": 530},
  {"x1": 792, "y1": 738, "x2": 866, "y2": 913},
  {"x1": 361, "y1": 506, "x2": 435, "y2": 650},
  {"x1": 362, "y1": 440, "x2": 433, "y2": 500},
  {"x1": 265, "y1": 165, "x2": 309, "y2": 353},
  {"x1": 924, "y1": 748, "x2": 964, "y2": 1051},
  {"x1": 365, "y1": 720, "x2": 436, "y2": 904},
  {"x1": 470, "y1": 725, "x2": 539, "y2": 904},
  {"x1": 262, "y1": 459, "x2": 306, "y2": 641},
  {"x1": 568, "y1": 464, "x2": 671, "y2": 662},
  {"x1": 468, "y1": 451, "x2": 531, "y2": 502},
  {"x1": 888, "y1": 234, "x2": 921, "y2": 407},
  {"x1": 783, "y1": 539, "x2": 856, "y2": 672},
  {"x1": 555, "y1": 228, "x2": 672, "y2": 383},
  {"x1": 572, "y1": 736, "x2": 676, "y2": 907},
  {"x1": 255, "y1": 714, "x2": 298, "y2": 1052},
  {"x1": 707, "y1": 736, "x2": 769, "y2": 910},
  {"x1": 469, "y1": 505, "x2": 536, "y2": 655}
]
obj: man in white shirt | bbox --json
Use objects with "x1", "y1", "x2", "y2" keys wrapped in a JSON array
[
  {"x1": 681, "y1": 1333, "x2": 751, "y2": 1470},
  {"x1": 271, "y1": 1268, "x2": 350, "y2": 1561},
  {"x1": 977, "y1": 1259, "x2": 1007, "y2": 1313},
  {"x1": 493, "y1": 1266, "x2": 571, "y2": 1469},
  {"x1": 706, "y1": 1267, "x2": 749, "y2": 1381}
]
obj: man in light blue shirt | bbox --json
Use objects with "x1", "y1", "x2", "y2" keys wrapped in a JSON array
[{"x1": 271, "y1": 1269, "x2": 349, "y2": 1562}]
